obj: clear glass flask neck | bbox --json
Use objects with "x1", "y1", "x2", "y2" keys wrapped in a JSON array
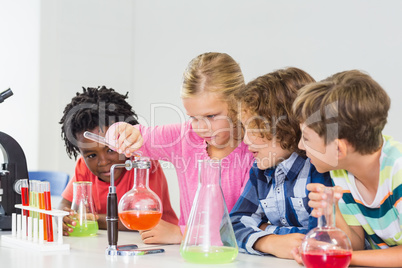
[
  {"x1": 133, "y1": 167, "x2": 150, "y2": 189},
  {"x1": 72, "y1": 181, "x2": 93, "y2": 205},
  {"x1": 198, "y1": 159, "x2": 221, "y2": 186},
  {"x1": 317, "y1": 187, "x2": 336, "y2": 228}
]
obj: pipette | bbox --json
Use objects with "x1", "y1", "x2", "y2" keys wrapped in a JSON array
[
  {"x1": 83, "y1": 131, "x2": 117, "y2": 150},
  {"x1": 84, "y1": 131, "x2": 142, "y2": 157}
]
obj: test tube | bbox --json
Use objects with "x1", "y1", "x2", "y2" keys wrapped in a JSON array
[
  {"x1": 11, "y1": 213, "x2": 16, "y2": 237},
  {"x1": 27, "y1": 216, "x2": 32, "y2": 241},
  {"x1": 39, "y1": 219, "x2": 44, "y2": 244},
  {"x1": 17, "y1": 214, "x2": 21, "y2": 238},
  {"x1": 21, "y1": 179, "x2": 29, "y2": 237},
  {"x1": 38, "y1": 182, "x2": 48, "y2": 241},
  {"x1": 33, "y1": 217, "x2": 39, "y2": 243},
  {"x1": 29, "y1": 180, "x2": 37, "y2": 219},
  {"x1": 21, "y1": 214, "x2": 26, "y2": 239},
  {"x1": 21, "y1": 179, "x2": 29, "y2": 217},
  {"x1": 29, "y1": 180, "x2": 37, "y2": 237},
  {"x1": 43, "y1": 181, "x2": 54, "y2": 242}
]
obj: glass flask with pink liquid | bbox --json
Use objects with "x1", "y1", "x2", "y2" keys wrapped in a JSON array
[{"x1": 301, "y1": 187, "x2": 352, "y2": 268}]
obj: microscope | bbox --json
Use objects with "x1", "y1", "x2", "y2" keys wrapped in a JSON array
[{"x1": 0, "y1": 88, "x2": 29, "y2": 230}]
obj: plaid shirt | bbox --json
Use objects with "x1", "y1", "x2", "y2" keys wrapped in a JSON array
[{"x1": 229, "y1": 152, "x2": 332, "y2": 255}]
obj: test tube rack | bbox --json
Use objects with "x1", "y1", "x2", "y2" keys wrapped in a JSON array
[{"x1": 1, "y1": 204, "x2": 70, "y2": 251}]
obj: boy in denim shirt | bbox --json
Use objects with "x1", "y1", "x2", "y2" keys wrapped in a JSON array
[{"x1": 230, "y1": 68, "x2": 331, "y2": 259}]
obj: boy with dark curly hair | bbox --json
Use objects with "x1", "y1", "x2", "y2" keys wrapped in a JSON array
[{"x1": 59, "y1": 86, "x2": 178, "y2": 236}]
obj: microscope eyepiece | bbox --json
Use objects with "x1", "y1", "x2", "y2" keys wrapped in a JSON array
[{"x1": 0, "y1": 88, "x2": 13, "y2": 103}]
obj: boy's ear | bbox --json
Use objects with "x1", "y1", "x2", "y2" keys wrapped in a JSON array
[{"x1": 337, "y1": 139, "x2": 348, "y2": 160}]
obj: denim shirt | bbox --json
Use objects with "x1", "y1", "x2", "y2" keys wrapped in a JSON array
[{"x1": 229, "y1": 152, "x2": 332, "y2": 255}]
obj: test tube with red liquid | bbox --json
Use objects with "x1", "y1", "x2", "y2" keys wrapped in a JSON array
[
  {"x1": 21, "y1": 179, "x2": 29, "y2": 217},
  {"x1": 43, "y1": 181, "x2": 54, "y2": 242}
]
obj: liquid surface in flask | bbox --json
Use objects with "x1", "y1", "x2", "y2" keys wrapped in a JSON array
[
  {"x1": 181, "y1": 246, "x2": 238, "y2": 264},
  {"x1": 118, "y1": 210, "x2": 161, "y2": 230},
  {"x1": 68, "y1": 220, "x2": 99, "y2": 237},
  {"x1": 301, "y1": 249, "x2": 352, "y2": 268}
]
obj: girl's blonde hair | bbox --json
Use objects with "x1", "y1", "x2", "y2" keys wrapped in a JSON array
[{"x1": 181, "y1": 52, "x2": 244, "y2": 122}]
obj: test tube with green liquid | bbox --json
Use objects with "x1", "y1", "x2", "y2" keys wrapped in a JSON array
[{"x1": 29, "y1": 180, "x2": 37, "y2": 219}]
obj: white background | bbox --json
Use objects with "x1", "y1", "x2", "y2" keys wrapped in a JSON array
[{"x1": 1, "y1": 0, "x2": 402, "y2": 215}]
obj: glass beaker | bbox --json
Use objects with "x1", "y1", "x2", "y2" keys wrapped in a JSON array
[
  {"x1": 118, "y1": 157, "x2": 162, "y2": 230},
  {"x1": 180, "y1": 159, "x2": 238, "y2": 264},
  {"x1": 69, "y1": 181, "x2": 99, "y2": 237},
  {"x1": 300, "y1": 187, "x2": 352, "y2": 268}
]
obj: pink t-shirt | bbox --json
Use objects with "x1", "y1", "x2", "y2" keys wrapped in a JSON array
[
  {"x1": 137, "y1": 121, "x2": 254, "y2": 232},
  {"x1": 61, "y1": 157, "x2": 179, "y2": 225}
]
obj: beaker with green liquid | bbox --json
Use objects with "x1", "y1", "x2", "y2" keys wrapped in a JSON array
[
  {"x1": 180, "y1": 159, "x2": 238, "y2": 264},
  {"x1": 69, "y1": 181, "x2": 98, "y2": 237}
]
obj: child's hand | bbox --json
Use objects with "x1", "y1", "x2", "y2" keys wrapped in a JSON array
[
  {"x1": 61, "y1": 207, "x2": 76, "y2": 236},
  {"x1": 306, "y1": 183, "x2": 343, "y2": 218},
  {"x1": 139, "y1": 220, "x2": 182, "y2": 244},
  {"x1": 255, "y1": 233, "x2": 305, "y2": 259},
  {"x1": 105, "y1": 122, "x2": 143, "y2": 157},
  {"x1": 291, "y1": 246, "x2": 303, "y2": 265}
]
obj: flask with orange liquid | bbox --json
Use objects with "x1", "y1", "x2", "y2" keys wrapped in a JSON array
[{"x1": 118, "y1": 157, "x2": 162, "y2": 231}]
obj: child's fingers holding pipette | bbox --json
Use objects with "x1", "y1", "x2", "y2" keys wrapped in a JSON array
[
  {"x1": 119, "y1": 131, "x2": 143, "y2": 157},
  {"x1": 118, "y1": 124, "x2": 143, "y2": 153},
  {"x1": 106, "y1": 122, "x2": 143, "y2": 155}
]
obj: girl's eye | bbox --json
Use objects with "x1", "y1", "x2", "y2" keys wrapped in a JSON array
[
  {"x1": 189, "y1": 116, "x2": 197, "y2": 121},
  {"x1": 206, "y1": 115, "x2": 216, "y2": 119},
  {"x1": 107, "y1": 148, "x2": 115, "y2": 153}
]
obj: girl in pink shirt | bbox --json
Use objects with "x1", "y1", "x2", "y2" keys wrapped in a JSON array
[{"x1": 106, "y1": 52, "x2": 254, "y2": 244}]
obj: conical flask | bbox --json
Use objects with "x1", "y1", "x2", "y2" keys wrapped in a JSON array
[
  {"x1": 69, "y1": 181, "x2": 99, "y2": 237},
  {"x1": 180, "y1": 159, "x2": 238, "y2": 264},
  {"x1": 118, "y1": 157, "x2": 162, "y2": 230},
  {"x1": 301, "y1": 187, "x2": 352, "y2": 268}
]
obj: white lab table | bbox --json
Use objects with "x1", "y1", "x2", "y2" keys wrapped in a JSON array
[{"x1": 0, "y1": 229, "x2": 303, "y2": 268}]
